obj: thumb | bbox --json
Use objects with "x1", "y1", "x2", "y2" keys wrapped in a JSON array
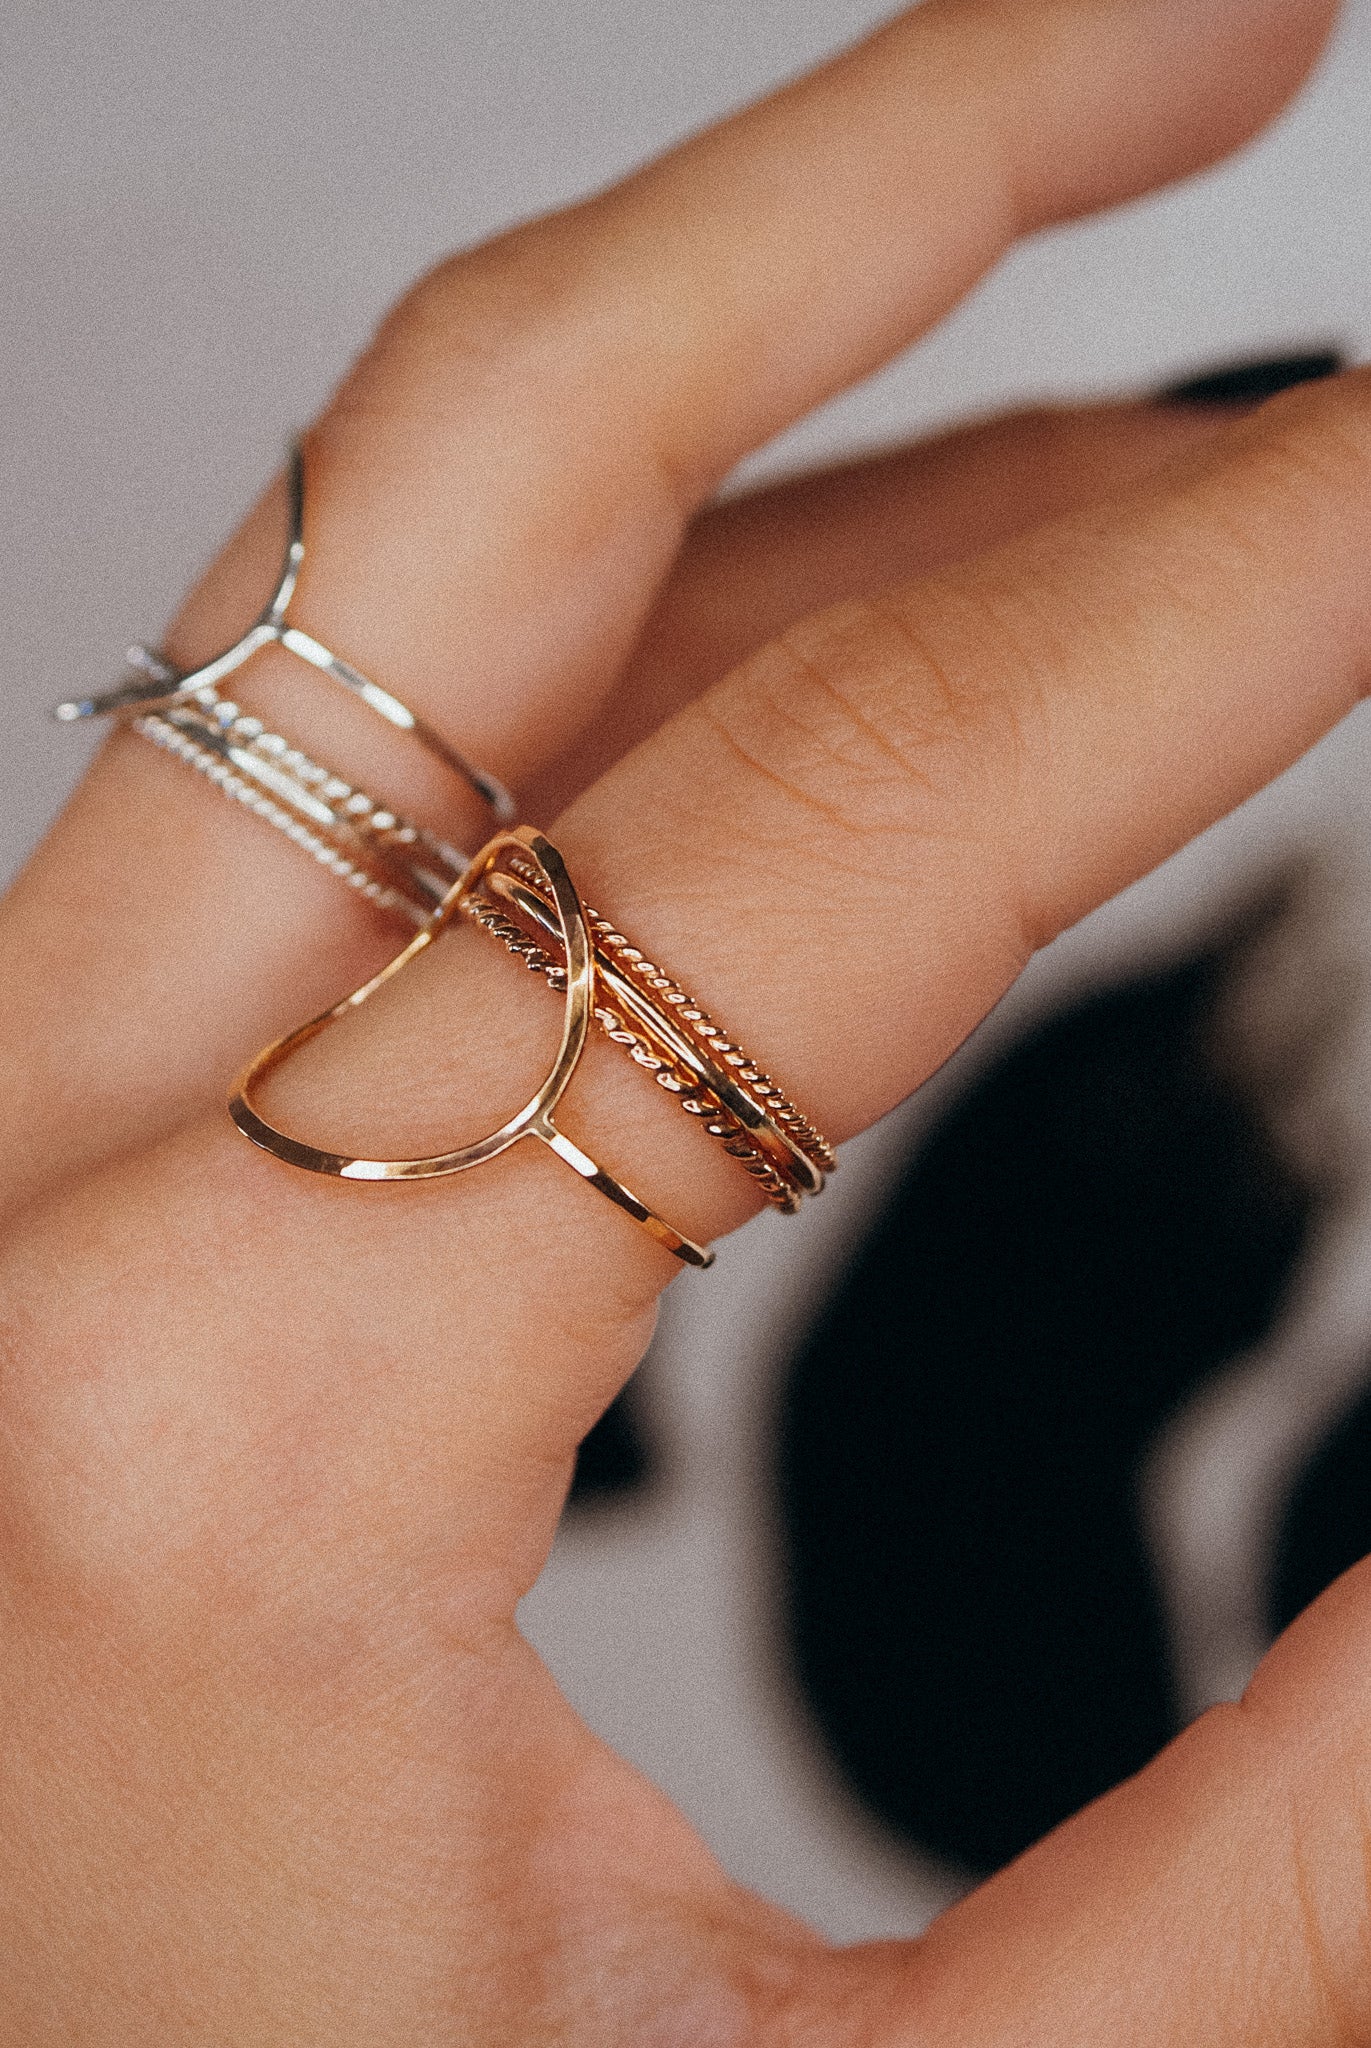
[{"x1": 799, "y1": 1554, "x2": 1371, "y2": 2044}]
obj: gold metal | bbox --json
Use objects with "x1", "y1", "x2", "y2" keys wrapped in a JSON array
[
  {"x1": 55, "y1": 442, "x2": 516, "y2": 827},
  {"x1": 461, "y1": 884, "x2": 803, "y2": 1210},
  {"x1": 465, "y1": 862, "x2": 833, "y2": 1204},
  {"x1": 230, "y1": 828, "x2": 714, "y2": 1268},
  {"x1": 589, "y1": 909, "x2": 837, "y2": 1181}
]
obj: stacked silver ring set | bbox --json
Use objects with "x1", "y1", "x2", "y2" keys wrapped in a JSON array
[{"x1": 54, "y1": 443, "x2": 515, "y2": 925}]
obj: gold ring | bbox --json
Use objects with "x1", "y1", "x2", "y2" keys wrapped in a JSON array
[{"x1": 230, "y1": 827, "x2": 713, "y2": 1268}]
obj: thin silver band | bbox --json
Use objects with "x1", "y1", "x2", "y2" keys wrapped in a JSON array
[{"x1": 54, "y1": 442, "x2": 516, "y2": 826}]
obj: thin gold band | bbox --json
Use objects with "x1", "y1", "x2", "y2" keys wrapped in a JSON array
[
  {"x1": 464, "y1": 862, "x2": 833, "y2": 1205},
  {"x1": 461, "y1": 882, "x2": 806, "y2": 1211},
  {"x1": 231, "y1": 828, "x2": 714, "y2": 1268}
]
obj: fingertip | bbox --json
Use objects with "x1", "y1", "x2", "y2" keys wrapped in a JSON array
[
  {"x1": 1159, "y1": 348, "x2": 1347, "y2": 410},
  {"x1": 1006, "y1": 0, "x2": 1342, "y2": 229}
]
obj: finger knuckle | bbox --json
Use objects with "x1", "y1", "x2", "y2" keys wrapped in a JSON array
[
  {"x1": 1182, "y1": 1692, "x2": 1371, "y2": 2045},
  {"x1": 701, "y1": 593, "x2": 1037, "y2": 854},
  {"x1": 357, "y1": 220, "x2": 580, "y2": 384}
]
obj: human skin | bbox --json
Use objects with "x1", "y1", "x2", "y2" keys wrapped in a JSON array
[{"x1": 3, "y1": 0, "x2": 1371, "y2": 2038}]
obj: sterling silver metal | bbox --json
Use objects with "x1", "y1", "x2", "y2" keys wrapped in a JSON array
[
  {"x1": 54, "y1": 443, "x2": 516, "y2": 824},
  {"x1": 133, "y1": 709, "x2": 442, "y2": 926},
  {"x1": 133, "y1": 696, "x2": 467, "y2": 925}
]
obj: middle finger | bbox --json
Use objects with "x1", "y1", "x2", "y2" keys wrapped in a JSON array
[{"x1": 529, "y1": 382, "x2": 1293, "y2": 818}]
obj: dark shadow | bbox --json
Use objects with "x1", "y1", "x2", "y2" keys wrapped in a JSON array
[
  {"x1": 778, "y1": 939, "x2": 1314, "y2": 1876},
  {"x1": 568, "y1": 1385, "x2": 653, "y2": 1506},
  {"x1": 1271, "y1": 1381, "x2": 1371, "y2": 1637}
]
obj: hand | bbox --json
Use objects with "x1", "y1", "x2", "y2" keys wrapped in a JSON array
[{"x1": 1, "y1": 0, "x2": 1367, "y2": 2039}]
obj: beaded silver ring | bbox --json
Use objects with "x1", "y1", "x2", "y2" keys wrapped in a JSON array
[{"x1": 53, "y1": 441, "x2": 515, "y2": 826}]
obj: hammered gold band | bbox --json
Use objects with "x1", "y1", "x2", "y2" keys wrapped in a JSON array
[
  {"x1": 56, "y1": 442, "x2": 516, "y2": 828},
  {"x1": 230, "y1": 829, "x2": 715, "y2": 1268},
  {"x1": 461, "y1": 858, "x2": 833, "y2": 1211}
]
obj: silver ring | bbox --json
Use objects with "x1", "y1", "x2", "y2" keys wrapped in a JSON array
[{"x1": 54, "y1": 442, "x2": 516, "y2": 825}]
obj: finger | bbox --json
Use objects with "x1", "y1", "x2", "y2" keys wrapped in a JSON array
[
  {"x1": 229, "y1": 360, "x2": 1371, "y2": 1459},
  {"x1": 794, "y1": 1553, "x2": 1371, "y2": 2044},
  {"x1": 241, "y1": 0, "x2": 1342, "y2": 761},
  {"x1": 528, "y1": 387, "x2": 1276, "y2": 817},
  {"x1": 0, "y1": 386, "x2": 1292, "y2": 1222},
  {"x1": 0, "y1": 0, "x2": 1335, "y2": 1214},
  {"x1": 13, "y1": 364, "x2": 1371, "y2": 1555},
  {"x1": 551, "y1": 363, "x2": 1371, "y2": 1168},
  {"x1": 550, "y1": 0, "x2": 1339, "y2": 493}
]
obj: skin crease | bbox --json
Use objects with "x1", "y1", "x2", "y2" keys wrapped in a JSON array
[{"x1": 8, "y1": 0, "x2": 1371, "y2": 2040}]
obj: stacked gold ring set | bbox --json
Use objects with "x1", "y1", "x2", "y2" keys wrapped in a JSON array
[{"x1": 57, "y1": 445, "x2": 833, "y2": 1268}]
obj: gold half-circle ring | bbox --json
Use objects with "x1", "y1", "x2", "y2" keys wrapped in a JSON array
[{"x1": 229, "y1": 827, "x2": 713, "y2": 1267}]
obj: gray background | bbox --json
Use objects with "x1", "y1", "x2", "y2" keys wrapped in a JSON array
[{"x1": 5, "y1": 0, "x2": 1371, "y2": 1938}]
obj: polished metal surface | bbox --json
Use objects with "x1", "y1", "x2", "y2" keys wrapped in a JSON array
[
  {"x1": 231, "y1": 827, "x2": 716, "y2": 1268},
  {"x1": 55, "y1": 442, "x2": 516, "y2": 825},
  {"x1": 134, "y1": 696, "x2": 467, "y2": 923}
]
